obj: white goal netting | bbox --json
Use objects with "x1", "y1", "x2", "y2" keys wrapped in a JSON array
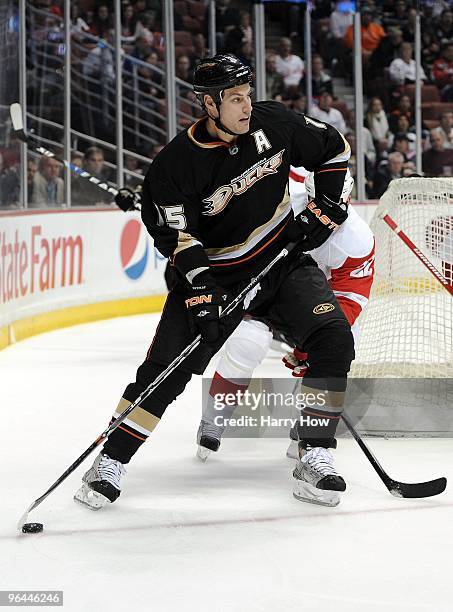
[{"x1": 351, "y1": 177, "x2": 453, "y2": 379}]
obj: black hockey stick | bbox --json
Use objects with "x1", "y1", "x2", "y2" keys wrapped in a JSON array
[
  {"x1": 17, "y1": 242, "x2": 297, "y2": 530},
  {"x1": 341, "y1": 413, "x2": 446, "y2": 498},
  {"x1": 9, "y1": 103, "x2": 132, "y2": 204}
]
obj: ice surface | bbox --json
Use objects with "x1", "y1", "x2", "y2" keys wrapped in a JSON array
[{"x1": 1, "y1": 314, "x2": 452, "y2": 612}]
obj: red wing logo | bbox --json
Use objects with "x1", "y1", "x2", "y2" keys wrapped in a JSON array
[{"x1": 202, "y1": 149, "x2": 285, "y2": 216}]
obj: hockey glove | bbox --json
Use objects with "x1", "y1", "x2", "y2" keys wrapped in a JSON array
[
  {"x1": 296, "y1": 196, "x2": 348, "y2": 251},
  {"x1": 282, "y1": 348, "x2": 309, "y2": 378},
  {"x1": 115, "y1": 187, "x2": 142, "y2": 212},
  {"x1": 185, "y1": 272, "x2": 228, "y2": 343}
]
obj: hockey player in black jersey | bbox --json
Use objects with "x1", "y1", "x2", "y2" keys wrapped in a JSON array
[{"x1": 74, "y1": 54, "x2": 355, "y2": 509}]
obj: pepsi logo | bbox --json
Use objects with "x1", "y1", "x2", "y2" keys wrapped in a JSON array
[{"x1": 120, "y1": 219, "x2": 149, "y2": 280}]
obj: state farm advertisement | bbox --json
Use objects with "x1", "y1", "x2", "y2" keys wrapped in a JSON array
[{"x1": 0, "y1": 209, "x2": 167, "y2": 328}]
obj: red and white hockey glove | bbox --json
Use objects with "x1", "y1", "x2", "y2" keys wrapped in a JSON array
[{"x1": 282, "y1": 348, "x2": 309, "y2": 378}]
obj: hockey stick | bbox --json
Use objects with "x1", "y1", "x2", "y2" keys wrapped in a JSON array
[
  {"x1": 381, "y1": 212, "x2": 453, "y2": 296},
  {"x1": 17, "y1": 242, "x2": 297, "y2": 530},
  {"x1": 341, "y1": 413, "x2": 446, "y2": 498},
  {"x1": 9, "y1": 103, "x2": 126, "y2": 202}
]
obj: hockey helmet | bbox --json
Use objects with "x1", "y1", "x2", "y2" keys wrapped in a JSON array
[
  {"x1": 305, "y1": 168, "x2": 354, "y2": 203},
  {"x1": 193, "y1": 54, "x2": 253, "y2": 108}
]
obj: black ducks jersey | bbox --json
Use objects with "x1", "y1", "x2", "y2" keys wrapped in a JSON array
[{"x1": 141, "y1": 101, "x2": 350, "y2": 285}]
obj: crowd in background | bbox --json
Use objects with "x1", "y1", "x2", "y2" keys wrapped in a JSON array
[{"x1": 0, "y1": 0, "x2": 452, "y2": 208}]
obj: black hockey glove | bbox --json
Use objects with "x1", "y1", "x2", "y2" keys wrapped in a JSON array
[
  {"x1": 114, "y1": 187, "x2": 141, "y2": 212},
  {"x1": 296, "y1": 196, "x2": 348, "y2": 251},
  {"x1": 185, "y1": 272, "x2": 228, "y2": 343}
]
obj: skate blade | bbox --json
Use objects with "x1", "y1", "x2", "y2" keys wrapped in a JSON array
[
  {"x1": 286, "y1": 440, "x2": 299, "y2": 460},
  {"x1": 73, "y1": 483, "x2": 110, "y2": 511},
  {"x1": 196, "y1": 445, "x2": 211, "y2": 462},
  {"x1": 293, "y1": 479, "x2": 340, "y2": 507}
]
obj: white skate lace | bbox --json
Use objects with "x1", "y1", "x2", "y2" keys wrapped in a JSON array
[
  {"x1": 302, "y1": 447, "x2": 339, "y2": 477},
  {"x1": 98, "y1": 454, "x2": 126, "y2": 489},
  {"x1": 200, "y1": 421, "x2": 223, "y2": 440}
]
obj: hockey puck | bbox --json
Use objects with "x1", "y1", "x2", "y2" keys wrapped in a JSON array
[{"x1": 22, "y1": 522, "x2": 44, "y2": 534}]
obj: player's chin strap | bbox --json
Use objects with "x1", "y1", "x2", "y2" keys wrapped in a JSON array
[{"x1": 209, "y1": 89, "x2": 243, "y2": 138}]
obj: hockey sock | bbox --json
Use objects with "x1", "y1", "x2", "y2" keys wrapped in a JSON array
[{"x1": 103, "y1": 398, "x2": 160, "y2": 464}]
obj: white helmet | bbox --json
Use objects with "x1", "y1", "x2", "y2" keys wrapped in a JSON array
[{"x1": 305, "y1": 168, "x2": 354, "y2": 203}]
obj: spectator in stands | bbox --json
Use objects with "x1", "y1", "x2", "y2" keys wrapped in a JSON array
[
  {"x1": 422, "y1": 130, "x2": 453, "y2": 177},
  {"x1": 432, "y1": 43, "x2": 453, "y2": 102},
  {"x1": 71, "y1": 153, "x2": 84, "y2": 169},
  {"x1": 366, "y1": 97, "x2": 391, "y2": 144},
  {"x1": 329, "y1": 0, "x2": 353, "y2": 41},
  {"x1": 122, "y1": 3, "x2": 138, "y2": 40},
  {"x1": 225, "y1": 10, "x2": 253, "y2": 57},
  {"x1": 402, "y1": 8, "x2": 416, "y2": 44},
  {"x1": 300, "y1": 55, "x2": 333, "y2": 99},
  {"x1": 27, "y1": 159, "x2": 38, "y2": 202},
  {"x1": 72, "y1": 147, "x2": 114, "y2": 206},
  {"x1": 265, "y1": 52, "x2": 285, "y2": 100},
  {"x1": 344, "y1": 7, "x2": 385, "y2": 60},
  {"x1": 89, "y1": 4, "x2": 112, "y2": 39},
  {"x1": 291, "y1": 93, "x2": 307, "y2": 114},
  {"x1": 435, "y1": 9, "x2": 453, "y2": 46},
  {"x1": 421, "y1": 31, "x2": 441, "y2": 74},
  {"x1": 124, "y1": 155, "x2": 144, "y2": 189},
  {"x1": 135, "y1": 11, "x2": 164, "y2": 56},
  {"x1": 389, "y1": 95, "x2": 414, "y2": 133},
  {"x1": 275, "y1": 37, "x2": 304, "y2": 90},
  {"x1": 432, "y1": 111, "x2": 453, "y2": 149},
  {"x1": 176, "y1": 55, "x2": 192, "y2": 84},
  {"x1": 212, "y1": 0, "x2": 240, "y2": 52},
  {"x1": 237, "y1": 41, "x2": 254, "y2": 70},
  {"x1": 150, "y1": 144, "x2": 164, "y2": 159},
  {"x1": 362, "y1": 126, "x2": 377, "y2": 165},
  {"x1": 0, "y1": 157, "x2": 19, "y2": 208},
  {"x1": 130, "y1": 35, "x2": 153, "y2": 64},
  {"x1": 82, "y1": 38, "x2": 114, "y2": 83},
  {"x1": 383, "y1": 0, "x2": 406, "y2": 29},
  {"x1": 391, "y1": 134, "x2": 416, "y2": 174},
  {"x1": 369, "y1": 27, "x2": 403, "y2": 79},
  {"x1": 389, "y1": 42, "x2": 427, "y2": 88},
  {"x1": 347, "y1": 149, "x2": 374, "y2": 199},
  {"x1": 328, "y1": 0, "x2": 353, "y2": 76},
  {"x1": 31, "y1": 157, "x2": 64, "y2": 208},
  {"x1": 387, "y1": 116, "x2": 416, "y2": 152},
  {"x1": 310, "y1": 92, "x2": 347, "y2": 135},
  {"x1": 138, "y1": 50, "x2": 163, "y2": 98},
  {"x1": 190, "y1": 33, "x2": 208, "y2": 68},
  {"x1": 373, "y1": 151, "x2": 404, "y2": 198}
]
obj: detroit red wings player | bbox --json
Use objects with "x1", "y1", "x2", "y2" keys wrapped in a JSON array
[{"x1": 197, "y1": 168, "x2": 375, "y2": 468}]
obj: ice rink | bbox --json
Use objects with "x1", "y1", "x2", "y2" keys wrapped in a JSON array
[{"x1": 1, "y1": 313, "x2": 453, "y2": 612}]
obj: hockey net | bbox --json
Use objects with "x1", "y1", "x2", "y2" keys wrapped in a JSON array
[{"x1": 351, "y1": 177, "x2": 453, "y2": 379}]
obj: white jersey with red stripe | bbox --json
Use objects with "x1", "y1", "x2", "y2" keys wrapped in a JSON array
[{"x1": 289, "y1": 166, "x2": 375, "y2": 327}]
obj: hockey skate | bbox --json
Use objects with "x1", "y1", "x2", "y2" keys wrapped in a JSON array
[
  {"x1": 196, "y1": 420, "x2": 223, "y2": 462},
  {"x1": 286, "y1": 425, "x2": 299, "y2": 460},
  {"x1": 74, "y1": 453, "x2": 126, "y2": 510},
  {"x1": 293, "y1": 444, "x2": 346, "y2": 507}
]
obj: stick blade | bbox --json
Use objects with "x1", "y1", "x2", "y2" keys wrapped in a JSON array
[
  {"x1": 17, "y1": 502, "x2": 35, "y2": 532},
  {"x1": 10, "y1": 103, "x2": 24, "y2": 132},
  {"x1": 388, "y1": 477, "x2": 447, "y2": 499}
]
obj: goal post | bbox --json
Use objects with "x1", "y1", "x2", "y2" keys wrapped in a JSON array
[
  {"x1": 346, "y1": 178, "x2": 453, "y2": 438},
  {"x1": 351, "y1": 177, "x2": 453, "y2": 379}
]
